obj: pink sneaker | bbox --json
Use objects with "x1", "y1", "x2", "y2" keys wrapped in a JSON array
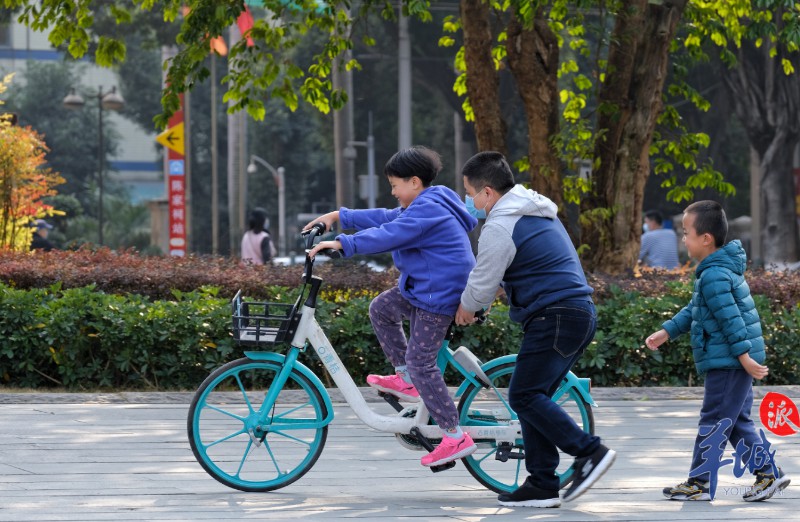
[
  {"x1": 366, "y1": 373, "x2": 420, "y2": 402},
  {"x1": 421, "y1": 433, "x2": 477, "y2": 467}
]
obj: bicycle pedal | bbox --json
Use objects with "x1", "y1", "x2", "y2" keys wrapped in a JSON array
[
  {"x1": 495, "y1": 442, "x2": 525, "y2": 462},
  {"x1": 409, "y1": 428, "x2": 458, "y2": 473},
  {"x1": 430, "y1": 460, "x2": 457, "y2": 473},
  {"x1": 378, "y1": 391, "x2": 404, "y2": 413}
]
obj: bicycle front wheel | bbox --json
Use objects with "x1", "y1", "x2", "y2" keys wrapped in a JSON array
[
  {"x1": 457, "y1": 361, "x2": 594, "y2": 494},
  {"x1": 188, "y1": 357, "x2": 329, "y2": 492}
]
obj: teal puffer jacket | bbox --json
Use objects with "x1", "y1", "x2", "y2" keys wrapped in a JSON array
[{"x1": 662, "y1": 240, "x2": 765, "y2": 374}]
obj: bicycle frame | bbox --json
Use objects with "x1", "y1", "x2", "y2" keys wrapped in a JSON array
[
  {"x1": 245, "y1": 299, "x2": 522, "y2": 443},
  {"x1": 244, "y1": 299, "x2": 596, "y2": 449},
  {"x1": 188, "y1": 224, "x2": 599, "y2": 494}
]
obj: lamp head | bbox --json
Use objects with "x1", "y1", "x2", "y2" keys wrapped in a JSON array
[
  {"x1": 101, "y1": 87, "x2": 125, "y2": 112},
  {"x1": 62, "y1": 88, "x2": 86, "y2": 110},
  {"x1": 247, "y1": 162, "x2": 257, "y2": 174}
]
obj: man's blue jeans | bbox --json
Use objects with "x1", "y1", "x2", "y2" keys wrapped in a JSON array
[{"x1": 508, "y1": 298, "x2": 601, "y2": 492}]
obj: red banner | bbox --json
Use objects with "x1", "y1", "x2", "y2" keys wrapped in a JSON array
[{"x1": 166, "y1": 95, "x2": 187, "y2": 257}]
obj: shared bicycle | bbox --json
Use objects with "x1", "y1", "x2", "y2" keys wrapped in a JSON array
[{"x1": 187, "y1": 223, "x2": 596, "y2": 493}]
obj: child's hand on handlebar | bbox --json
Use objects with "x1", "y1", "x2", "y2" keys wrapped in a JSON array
[
  {"x1": 308, "y1": 240, "x2": 343, "y2": 259},
  {"x1": 302, "y1": 211, "x2": 340, "y2": 233}
]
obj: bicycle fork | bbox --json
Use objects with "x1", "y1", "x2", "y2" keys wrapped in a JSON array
[{"x1": 242, "y1": 347, "x2": 335, "y2": 445}]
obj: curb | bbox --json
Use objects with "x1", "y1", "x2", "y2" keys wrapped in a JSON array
[{"x1": 1, "y1": 385, "x2": 798, "y2": 404}]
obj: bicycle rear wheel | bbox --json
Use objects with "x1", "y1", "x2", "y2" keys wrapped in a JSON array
[
  {"x1": 457, "y1": 361, "x2": 594, "y2": 494},
  {"x1": 188, "y1": 357, "x2": 329, "y2": 492}
]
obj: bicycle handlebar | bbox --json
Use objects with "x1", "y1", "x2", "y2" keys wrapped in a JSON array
[
  {"x1": 301, "y1": 222, "x2": 327, "y2": 250},
  {"x1": 318, "y1": 248, "x2": 343, "y2": 259},
  {"x1": 300, "y1": 223, "x2": 345, "y2": 282}
]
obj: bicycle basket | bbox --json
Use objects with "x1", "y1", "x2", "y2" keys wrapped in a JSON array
[{"x1": 231, "y1": 290, "x2": 299, "y2": 345}]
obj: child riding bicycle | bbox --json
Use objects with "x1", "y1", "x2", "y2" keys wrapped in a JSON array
[{"x1": 305, "y1": 146, "x2": 479, "y2": 467}]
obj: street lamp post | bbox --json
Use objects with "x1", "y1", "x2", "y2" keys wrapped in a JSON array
[
  {"x1": 247, "y1": 155, "x2": 286, "y2": 257},
  {"x1": 348, "y1": 111, "x2": 377, "y2": 208},
  {"x1": 63, "y1": 86, "x2": 125, "y2": 246}
]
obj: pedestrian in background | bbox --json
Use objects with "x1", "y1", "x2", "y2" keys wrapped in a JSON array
[
  {"x1": 639, "y1": 209, "x2": 680, "y2": 269},
  {"x1": 241, "y1": 207, "x2": 277, "y2": 265},
  {"x1": 30, "y1": 219, "x2": 55, "y2": 251}
]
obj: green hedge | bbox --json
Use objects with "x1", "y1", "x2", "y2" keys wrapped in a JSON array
[{"x1": 1, "y1": 281, "x2": 798, "y2": 390}]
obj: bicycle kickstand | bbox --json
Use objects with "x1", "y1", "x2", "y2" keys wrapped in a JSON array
[{"x1": 409, "y1": 427, "x2": 457, "y2": 473}]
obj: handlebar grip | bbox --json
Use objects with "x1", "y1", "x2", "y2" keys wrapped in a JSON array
[
  {"x1": 301, "y1": 222, "x2": 327, "y2": 237},
  {"x1": 302, "y1": 222, "x2": 328, "y2": 250},
  {"x1": 318, "y1": 248, "x2": 343, "y2": 259}
]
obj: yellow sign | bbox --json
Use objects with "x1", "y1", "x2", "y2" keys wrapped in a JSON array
[{"x1": 156, "y1": 122, "x2": 185, "y2": 156}]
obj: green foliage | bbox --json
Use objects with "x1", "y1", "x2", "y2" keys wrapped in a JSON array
[
  {"x1": 3, "y1": 252, "x2": 800, "y2": 390},
  {"x1": 0, "y1": 283, "x2": 235, "y2": 389},
  {"x1": 583, "y1": 283, "x2": 697, "y2": 386},
  {"x1": 5, "y1": 61, "x2": 123, "y2": 221},
  {"x1": 3, "y1": 272, "x2": 800, "y2": 390}
]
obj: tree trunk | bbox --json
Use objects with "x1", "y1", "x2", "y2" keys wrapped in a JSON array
[
  {"x1": 460, "y1": 0, "x2": 507, "y2": 153},
  {"x1": 581, "y1": 0, "x2": 687, "y2": 273},
  {"x1": 722, "y1": 38, "x2": 800, "y2": 265},
  {"x1": 505, "y1": 15, "x2": 561, "y2": 205}
]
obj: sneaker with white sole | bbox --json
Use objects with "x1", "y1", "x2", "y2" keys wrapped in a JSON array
[
  {"x1": 663, "y1": 477, "x2": 711, "y2": 501},
  {"x1": 420, "y1": 433, "x2": 477, "y2": 467},
  {"x1": 562, "y1": 444, "x2": 616, "y2": 502},
  {"x1": 743, "y1": 467, "x2": 791, "y2": 502},
  {"x1": 498, "y1": 477, "x2": 561, "y2": 508},
  {"x1": 366, "y1": 373, "x2": 420, "y2": 402}
]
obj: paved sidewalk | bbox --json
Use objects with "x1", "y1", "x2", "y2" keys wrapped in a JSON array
[{"x1": 0, "y1": 388, "x2": 798, "y2": 521}]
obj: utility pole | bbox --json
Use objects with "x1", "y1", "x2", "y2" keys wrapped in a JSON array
[
  {"x1": 227, "y1": 24, "x2": 244, "y2": 254},
  {"x1": 211, "y1": 53, "x2": 219, "y2": 254},
  {"x1": 352, "y1": 112, "x2": 377, "y2": 208},
  {"x1": 333, "y1": 51, "x2": 356, "y2": 211},
  {"x1": 398, "y1": 12, "x2": 412, "y2": 150}
]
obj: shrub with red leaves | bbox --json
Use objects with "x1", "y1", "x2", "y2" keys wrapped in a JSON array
[
  {"x1": 4, "y1": 249, "x2": 800, "y2": 308},
  {"x1": 589, "y1": 268, "x2": 800, "y2": 310},
  {"x1": 0, "y1": 248, "x2": 398, "y2": 300}
]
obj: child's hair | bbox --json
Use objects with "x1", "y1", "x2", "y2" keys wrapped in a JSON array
[
  {"x1": 461, "y1": 151, "x2": 516, "y2": 193},
  {"x1": 384, "y1": 146, "x2": 442, "y2": 187},
  {"x1": 684, "y1": 200, "x2": 727, "y2": 247}
]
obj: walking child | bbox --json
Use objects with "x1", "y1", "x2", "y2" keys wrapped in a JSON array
[{"x1": 646, "y1": 200, "x2": 791, "y2": 501}]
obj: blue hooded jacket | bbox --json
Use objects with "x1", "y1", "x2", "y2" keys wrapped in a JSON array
[
  {"x1": 336, "y1": 185, "x2": 477, "y2": 315},
  {"x1": 662, "y1": 240, "x2": 765, "y2": 374}
]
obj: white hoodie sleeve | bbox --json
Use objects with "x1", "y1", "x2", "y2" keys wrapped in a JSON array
[
  {"x1": 460, "y1": 222, "x2": 516, "y2": 312},
  {"x1": 460, "y1": 185, "x2": 558, "y2": 312}
]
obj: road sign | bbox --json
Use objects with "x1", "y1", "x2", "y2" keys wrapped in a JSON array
[
  {"x1": 161, "y1": 96, "x2": 187, "y2": 257},
  {"x1": 156, "y1": 122, "x2": 185, "y2": 156}
]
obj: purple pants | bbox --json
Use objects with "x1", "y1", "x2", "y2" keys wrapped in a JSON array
[{"x1": 368, "y1": 286, "x2": 459, "y2": 430}]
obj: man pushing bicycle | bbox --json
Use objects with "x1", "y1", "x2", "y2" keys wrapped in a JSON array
[{"x1": 455, "y1": 151, "x2": 616, "y2": 508}]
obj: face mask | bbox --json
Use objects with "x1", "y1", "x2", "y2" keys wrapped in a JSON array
[
  {"x1": 643, "y1": 223, "x2": 650, "y2": 233},
  {"x1": 465, "y1": 194, "x2": 487, "y2": 220}
]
